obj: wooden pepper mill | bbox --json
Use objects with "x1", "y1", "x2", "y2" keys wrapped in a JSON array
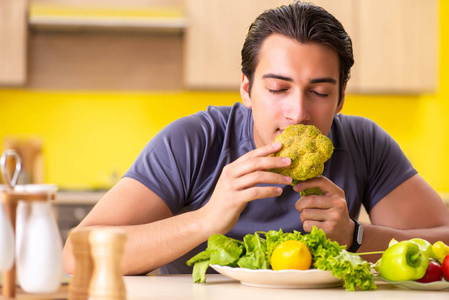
[
  {"x1": 89, "y1": 227, "x2": 127, "y2": 300},
  {"x1": 69, "y1": 227, "x2": 127, "y2": 300},
  {"x1": 68, "y1": 228, "x2": 94, "y2": 300}
]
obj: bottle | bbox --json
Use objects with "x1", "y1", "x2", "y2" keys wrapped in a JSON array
[
  {"x1": 0, "y1": 200, "x2": 14, "y2": 271},
  {"x1": 15, "y1": 200, "x2": 31, "y2": 261},
  {"x1": 17, "y1": 200, "x2": 63, "y2": 293}
]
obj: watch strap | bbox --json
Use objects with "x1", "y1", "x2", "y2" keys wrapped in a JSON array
[{"x1": 348, "y1": 218, "x2": 363, "y2": 253}]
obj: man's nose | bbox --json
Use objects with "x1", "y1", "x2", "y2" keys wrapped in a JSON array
[{"x1": 284, "y1": 94, "x2": 310, "y2": 124}]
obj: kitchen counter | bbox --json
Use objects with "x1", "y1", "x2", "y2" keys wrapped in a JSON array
[
  {"x1": 55, "y1": 190, "x2": 106, "y2": 205},
  {"x1": 3, "y1": 274, "x2": 448, "y2": 299}
]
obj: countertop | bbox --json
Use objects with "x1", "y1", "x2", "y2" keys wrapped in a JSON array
[
  {"x1": 3, "y1": 274, "x2": 448, "y2": 299},
  {"x1": 55, "y1": 190, "x2": 106, "y2": 205}
]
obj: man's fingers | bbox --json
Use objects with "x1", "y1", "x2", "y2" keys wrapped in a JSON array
[
  {"x1": 234, "y1": 142, "x2": 282, "y2": 164},
  {"x1": 293, "y1": 176, "x2": 341, "y2": 196},
  {"x1": 236, "y1": 170, "x2": 292, "y2": 190},
  {"x1": 228, "y1": 142, "x2": 291, "y2": 179},
  {"x1": 296, "y1": 195, "x2": 334, "y2": 211},
  {"x1": 240, "y1": 186, "x2": 283, "y2": 202}
]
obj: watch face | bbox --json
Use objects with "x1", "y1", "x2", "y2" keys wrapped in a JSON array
[
  {"x1": 348, "y1": 218, "x2": 363, "y2": 252},
  {"x1": 356, "y1": 224, "x2": 364, "y2": 244}
]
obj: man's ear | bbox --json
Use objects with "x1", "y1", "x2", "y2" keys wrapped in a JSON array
[
  {"x1": 240, "y1": 73, "x2": 252, "y2": 108},
  {"x1": 336, "y1": 82, "x2": 347, "y2": 114}
]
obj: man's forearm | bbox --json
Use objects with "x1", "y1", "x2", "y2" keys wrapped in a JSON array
[
  {"x1": 63, "y1": 209, "x2": 212, "y2": 276},
  {"x1": 120, "y1": 209, "x2": 212, "y2": 275},
  {"x1": 357, "y1": 223, "x2": 449, "y2": 262}
]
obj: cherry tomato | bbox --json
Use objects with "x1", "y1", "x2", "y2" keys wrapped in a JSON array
[
  {"x1": 416, "y1": 261, "x2": 443, "y2": 283},
  {"x1": 442, "y1": 254, "x2": 449, "y2": 281}
]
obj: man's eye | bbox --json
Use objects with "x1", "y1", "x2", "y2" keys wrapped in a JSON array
[
  {"x1": 269, "y1": 89, "x2": 288, "y2": 94},
  {"x1": 312, "y1": 91, "x2": 328, "y2": 98}
]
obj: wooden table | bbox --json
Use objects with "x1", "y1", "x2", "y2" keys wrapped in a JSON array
[{"x1": 2, "y1": 274, "x2": 449, "y2": 299}]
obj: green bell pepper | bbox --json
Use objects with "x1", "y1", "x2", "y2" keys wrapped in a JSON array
[
  {"x1": 410, "y1": 238, "x2": 434, "y2": 259},
  {"x1": 379, "y1": 240, "x2": 429, "y2": 281}
]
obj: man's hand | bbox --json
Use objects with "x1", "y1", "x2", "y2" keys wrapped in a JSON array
[
  {"x1": 198, "y1": 142, "x2": 293, "y2": 235},
  {"x1": 293, "y1": 176, "x2": 355, "y2": 248}
]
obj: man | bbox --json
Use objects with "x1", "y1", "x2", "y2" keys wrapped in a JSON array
[{"x1": 63, "y1": 2, "x2": 449, "y2": 275}]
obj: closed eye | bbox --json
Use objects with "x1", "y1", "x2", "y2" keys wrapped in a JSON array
[
  {"x1": 312, "y1": 91, "x2": 328, "y2": 98},
  {"x1": 269, "y1": 88, "x2": 288, "y2": 94}
]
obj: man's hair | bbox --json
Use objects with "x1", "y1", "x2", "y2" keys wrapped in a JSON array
[{"x1": 241, "y1": 1, "x2": 354, "y2": 103}]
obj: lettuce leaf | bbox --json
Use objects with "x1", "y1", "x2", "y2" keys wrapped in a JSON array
[
  {"x1": 186, "y1": 234, "x2": 244, "y2": 283},
  {"x1": 323, "y1": 250, "x2": 377, "y2": 291},
  {"x1": 208, "y1": 234, "x2": 244, "y2": 266},
  {"x1": 237, "y1": 232, "x2": 268, "y2": 269}
]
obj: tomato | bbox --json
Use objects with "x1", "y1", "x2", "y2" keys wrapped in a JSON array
[
  {"x1": 416, "y1": 261, "x2": 443, "y2": 283},
  {"x1": 442, "y1": 254, "x2": 449, "y2": 281}
]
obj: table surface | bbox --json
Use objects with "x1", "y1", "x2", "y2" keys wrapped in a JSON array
[{"x1": 3, "y1": 274, "x2": 448, "y2": 300}]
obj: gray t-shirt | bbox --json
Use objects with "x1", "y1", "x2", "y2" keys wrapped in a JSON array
[{"x1": 124, "y1": 102, "x2": 416, "y2": 274}]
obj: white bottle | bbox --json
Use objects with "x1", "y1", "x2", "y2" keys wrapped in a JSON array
[
  {"x1": 17, "y1": 200, "x2": 63, "y2": 293},
  {"x1": 15, "y1": 200, "x2": 31, "y2": 261},
  {"x1": 0, "y1": 200, "x2": 14, "y2": 271}
]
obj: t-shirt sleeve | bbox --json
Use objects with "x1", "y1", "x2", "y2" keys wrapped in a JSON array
[
  {"x1": 362, "y1": 121, "x2": 417, "y2": 211},
  {"x1": 123, "y1": 115, "x2": 206, "y2": 214}
]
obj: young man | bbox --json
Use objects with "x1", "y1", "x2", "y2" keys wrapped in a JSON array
[{"x1": 63, "y1": 2, "x2": 449, "y2": 275}]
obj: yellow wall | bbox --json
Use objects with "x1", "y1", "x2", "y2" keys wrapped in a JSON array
[{"x1": 1, "y1": 0, "x2": 448, "y2": 192}]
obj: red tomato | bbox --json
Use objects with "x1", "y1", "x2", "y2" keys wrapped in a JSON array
[
  {"x1": 443, "y1": 254, "x2": 449, "y2": 281},
  {"x1": 416, "y1": 261, "x2": 443, "y2": 283}
]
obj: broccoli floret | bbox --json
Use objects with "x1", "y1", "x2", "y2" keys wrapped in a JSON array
[{"x1": 269, "y1": 124, "x2": 334, "y2": 193}]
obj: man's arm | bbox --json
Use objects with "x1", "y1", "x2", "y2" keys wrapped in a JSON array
[
  {"x1": 62, "y1": 177, "x2": 212, "y2": 275},
  {"x1": 63, "y1": 142, "x2": 293, "y2": 275},
  {"x1": 294, "y1": 174, "x2": 449, "y2": 259},
  {"x1": 360, "y1": 174, "x2": 449, "y2": 255}
]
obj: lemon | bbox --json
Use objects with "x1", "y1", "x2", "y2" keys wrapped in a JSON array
[
  {"x1": 432, "y1": 241, "x2": 449, "y2": 264},
  {"x1": 388, "y1": 238, "x2": 398, "y2": 247},
  {"x1": 271, "y1": 240, "x2": 312, "y2": 271}
]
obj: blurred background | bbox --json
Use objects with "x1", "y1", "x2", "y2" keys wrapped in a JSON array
[{"x1": 0, "y1": 0, "x2": 447, "y2": 236}]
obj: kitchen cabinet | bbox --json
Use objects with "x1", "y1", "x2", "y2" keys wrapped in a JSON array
[
  {"x1": 0, "y1": 0, "x2": 27, "y2": 86},
  {"x1": 184, "y1": 0, "x2": 437, "y2": 93},
  {"x1": 0, "y1": 0, "x2": 437, "y2": 92},
  {"x1": 350, "y1": 0, "x2": 437, "y2": 93},
  {"x1": 184, "y1": 0, "x2": 286, "y2": 89},
  {"x1": 0, "y1": 0, "x2": 186, "y2": 90}
]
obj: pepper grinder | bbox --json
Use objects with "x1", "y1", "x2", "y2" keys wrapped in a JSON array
[
  {"x1": 68, "y1": 227, "x2": 94, "y2": 300},
  {"x1": 88, "y1": 227, "x2": 127, "y2": 300}
]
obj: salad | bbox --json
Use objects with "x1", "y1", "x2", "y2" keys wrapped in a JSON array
[{"x1": 187, "y1": 227, "x2": 376, "y2": 291}]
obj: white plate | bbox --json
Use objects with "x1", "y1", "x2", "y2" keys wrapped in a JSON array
[
  {"x1": 210, "y1": 264, "x2": 343, "y2": 289},
  {"x1": 375, "y1": 277, "x2": 449, "y2": 290}
]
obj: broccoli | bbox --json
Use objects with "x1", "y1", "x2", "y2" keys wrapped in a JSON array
[{"x1": 269, "y1": 124, "x2": 334, "y2": 196}]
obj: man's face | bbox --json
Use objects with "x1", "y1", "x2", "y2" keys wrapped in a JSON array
[{"x1": 241, "y1": 34, "x2": 345, "y2": 148}]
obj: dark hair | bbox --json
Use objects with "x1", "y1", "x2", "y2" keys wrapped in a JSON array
[{"x1": 241, "y1": 1, "x2": 354, "y2": 103}]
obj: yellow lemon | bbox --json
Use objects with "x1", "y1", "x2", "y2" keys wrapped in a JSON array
[
  {"x1": 271, "y1": 240, "x2": 312, "y2": 271},
  {"x1": 432, "y1": 241, "x2": 449, "y2": 264}
]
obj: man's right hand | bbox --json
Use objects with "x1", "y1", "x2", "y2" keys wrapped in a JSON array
[{"x1": 198, "y1": 142, "x2": 292, "y2": 235}]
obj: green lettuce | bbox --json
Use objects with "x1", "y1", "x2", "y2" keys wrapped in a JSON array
[
  {"x1": 323, "y1": 251, "x2": 377, "y2": 291},
  {"x1": 186, "y1": 227, "x2": 376, "y2": 291}
]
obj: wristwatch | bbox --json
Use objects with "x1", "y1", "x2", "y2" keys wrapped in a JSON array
[{"x1": 348, "y1": 218, "x2": 363, "y2": 252}]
